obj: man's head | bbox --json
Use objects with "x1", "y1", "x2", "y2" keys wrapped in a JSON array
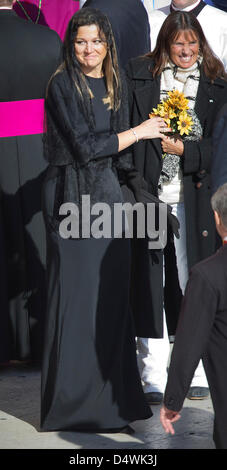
[
  {"x1": 211, "y1": 183, "x2": 227, "y2": 239},
  {"x1": 172, "y1": 1, "x2": 199, "y2": 9}
]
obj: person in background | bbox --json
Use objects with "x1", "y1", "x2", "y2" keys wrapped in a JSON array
[
  {"x1": 160, "y1": 182, "x2": 227, "y2": 449},
  {"x1": 143, "y1": 0, "x2": 170, "y2": 11},
  {"x1": 13, "y1": 0, "x2": 79, "y2": 41},
  {"x1": 126, "y1": 11, "x2": 227, "y2": 405},
  {"x1": 0, "y1": 0, "x2": 62, "y2": 364},
  {"x1": 211, "y1": 103, "x2": 227, "y2": 194},
  {"x1": 143, "y1": 0, "x2": 169, "y2": 45},
  {"x1": 204, "y1": 0, "x2": 227, "y2": 12},
  {"x1": 148, "y1": 0, "x2": 227, "y2": 72},
  {"x1": 82, "y1": 0, "x2": 151, "y2": 68}
]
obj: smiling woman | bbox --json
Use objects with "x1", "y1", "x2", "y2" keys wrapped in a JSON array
[
  {"x1": 126, "y1": 10, "x2": 227, "y2": 405},
  {"x1": 74, "y1": 24, "x2": 108, "y2": 77},
  {"x1": 169, "y1": 30, "x2": 199, "y2": 68}
]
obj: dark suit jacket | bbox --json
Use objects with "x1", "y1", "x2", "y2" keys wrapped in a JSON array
[
  {"x1": 211, "y1": 103, "x2": 227, "y2": 194},
  {"x1": 0, "y1": 10, "x2": 62, "y2": 101},
  {"x1": 205, "y1": 0, "x2": 227, "y2": 11},
  {"x1": 164, "y1": 245, "x2": 227, "y2": 449},
  {"x1": 82, "y1": 0, "x2": 150, "y2": 68},
  {"x1": 0, "y1": 10, "x2": 62, "y2": 362}
]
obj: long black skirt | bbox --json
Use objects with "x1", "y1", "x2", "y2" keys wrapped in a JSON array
[{"x1": 41, "y1": 179, "x2": 152, "y2": 432}]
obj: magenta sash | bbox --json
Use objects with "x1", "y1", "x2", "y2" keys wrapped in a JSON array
[{"x1": 0, "y1": 99, "x2": 45, "y2": 138}]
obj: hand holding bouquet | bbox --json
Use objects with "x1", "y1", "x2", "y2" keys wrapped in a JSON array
[
  {"x1": 149, "y1": 89, "x2": 202, "y2": 189},
  {"x1": 149, "y1": 89, "x2": 193, "y2": 137}
]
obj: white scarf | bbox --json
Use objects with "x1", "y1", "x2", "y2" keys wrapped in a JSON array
[
  {"x1": 158, "y1": 59, "x2": 203, "y2": 189},
  {"x1": 160, "y1": 59, "x2": 201, "y2": 109}
]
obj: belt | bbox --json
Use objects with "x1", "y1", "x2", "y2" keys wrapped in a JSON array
[{"x1": 0, "y1": 99, "x2": 45, "y2": 138}]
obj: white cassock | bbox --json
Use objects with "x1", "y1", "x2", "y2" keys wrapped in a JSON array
[{"x1": 148, "y1": 3, "x2": 227, "y2": 71}]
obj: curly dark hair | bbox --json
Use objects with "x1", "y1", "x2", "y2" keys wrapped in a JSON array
[
  {"x1": 148, "y1": 11, "x2": 227, "y2": 82},
  {"x1": 63, "y1": 7, "x2": 121, "y2": 117}
]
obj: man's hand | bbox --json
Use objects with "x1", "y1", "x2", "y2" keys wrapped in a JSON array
[
  {"x1": 161, "y1": 135, "x2": 184, "y2": 156},
  {"x1": 160, "y1": 405, "x2": 181, "y2": 435}
]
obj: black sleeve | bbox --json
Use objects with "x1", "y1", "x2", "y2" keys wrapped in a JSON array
[
  {"x1": 182, "y1": 137, "x2": 212, "y2": 175},
  {"x1": 164, "y1": 267, "x2": 217, "y2": 412},
  {"x1": 113, "y1": 70, "x2": 134, "y2": 173},
  {"x1": 125, "y1": 60, "x2": 137, "y2": 119},
  {"x1": 46, "y1": 74, "x2": 119, "y2": 167},
  {"x1": 183, "y1": 86, "x2": 227, "y2": 176},
  {"x1": 211, "y1": 113, "x2": 227, "y2": 193}
]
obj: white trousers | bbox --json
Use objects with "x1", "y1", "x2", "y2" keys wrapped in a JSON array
[{"x1": 137, "y1": 202, "x2": 208, "y2": 393}]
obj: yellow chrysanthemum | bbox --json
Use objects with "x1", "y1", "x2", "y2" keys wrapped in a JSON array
[
  {"x1": 152, "y1": 104, "x2": 165, "y2": 117},
  {"x1": 167, "y1": 90, "x2": 189, "y2": 111},
  {"x1": 150, "y1": 103, "x2": 172, "y2": 126},
  {"x1": 163, "y1": 101, "x2": 177, "y2": 119},
  {"x1": 177, "y1": 111, "x2": 193, "y2": 136}
]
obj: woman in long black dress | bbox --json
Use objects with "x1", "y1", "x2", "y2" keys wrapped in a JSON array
[{"x1": 40, "y1": 8, "x2": 169, "y2": 432}]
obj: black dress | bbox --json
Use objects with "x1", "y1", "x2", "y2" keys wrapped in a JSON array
[{"x1": 41, "y1": 76, "x2": 152, "y2": 431}]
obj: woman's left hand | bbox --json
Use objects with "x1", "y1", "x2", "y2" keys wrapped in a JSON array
[{"x1": 161, "y1": 135, "x2": 184, "y2": 156}]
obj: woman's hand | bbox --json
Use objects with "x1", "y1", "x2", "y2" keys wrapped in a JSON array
[
  {"x1": 117, "y1": 117, "x2": 171, "y2": 152},
  {"x1": 136, "y1": 117, "x2": 172, "y2": 141},
  {"x1": 161, "y1": 134, "x2": 184, "y2": 156}
]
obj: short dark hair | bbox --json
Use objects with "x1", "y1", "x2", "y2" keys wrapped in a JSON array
[
  {"x1": 211, "y1": 183, "x2": 227, "y2": 229},
  {"x1": 148, "y1": 11, "x2": 227, "y2": 82}
]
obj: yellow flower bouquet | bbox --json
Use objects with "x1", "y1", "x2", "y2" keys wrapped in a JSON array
[
  {"x1": 149, "y1": 89, "x2": 193, "y2": 136},
  {"x1": 149, "y1": 89, "x2": 202, "y2": 190}
]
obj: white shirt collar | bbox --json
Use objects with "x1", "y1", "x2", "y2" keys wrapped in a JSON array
[
  {"x1": 172, "y1": 0, "x2": 201, "y2": 12},
  {"x1": 0, "y1": 7, "x2": 12, "y2": 9}
]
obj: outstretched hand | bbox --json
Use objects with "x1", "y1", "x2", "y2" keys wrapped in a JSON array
[
  {"x1": 137, "y1": 117, "x2": 172, "y2": 140},
  {"x1": 160, "y1": 405, "x2": 181, "y2": 435}
]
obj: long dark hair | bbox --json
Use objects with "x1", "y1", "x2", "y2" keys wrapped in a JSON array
[
  {"x1": 148, "y1": 11, "x2": 227, "y2": 81},
  {"x1": 62, "y1": 7, "x2": 121, "y2": 116}
]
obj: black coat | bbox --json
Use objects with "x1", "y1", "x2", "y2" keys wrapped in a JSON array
[
  {"x1": 126, "y1": 56, "x2": 227, "y2": 336},
  {"x1": 0, "y1": 10, "x2": 62, "y2": 362},
  {"x1": 211, "y1": 103, "x2": 227, "y2": 193},
  {"x1": 82, "y1": 0, "x2": 150, "y2": 68},
  {"x1": 164, "y1": 245, "x2": 227, "y2": 449}
]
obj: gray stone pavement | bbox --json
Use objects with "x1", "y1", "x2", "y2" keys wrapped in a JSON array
[{"x1": 0, "y1": 362, "x2": 215, "y2": 450}]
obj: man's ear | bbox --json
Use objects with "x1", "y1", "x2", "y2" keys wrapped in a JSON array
[
  {"x1": 214, "y1": 210, "x2": 221, "y2": 228},
  {"x1": 214, "y1": 210, "x2": 224, "y2": 239}
]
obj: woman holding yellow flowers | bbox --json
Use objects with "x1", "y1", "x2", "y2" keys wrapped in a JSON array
[{"x1": 126, "y1": 11, "x2": 227, "y2": 405}]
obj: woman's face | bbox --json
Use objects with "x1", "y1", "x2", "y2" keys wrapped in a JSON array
[
  {"x1": 169, "y1": 30, "x2": 200, "y2": 69},
  {"x1": 74, "y1": 24, "x2": 108, "y2": 77}
]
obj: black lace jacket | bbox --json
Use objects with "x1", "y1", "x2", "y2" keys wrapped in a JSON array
[{"x1": 44, "y1": 67, "x2": 135, "y2": 212}]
